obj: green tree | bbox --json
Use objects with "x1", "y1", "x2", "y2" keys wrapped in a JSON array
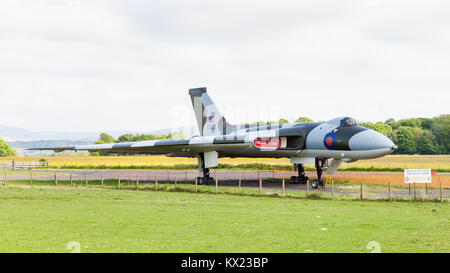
[
  {"x1": 412, "y1": 127, "x2": 425, "y2": 150},
  {"x1": 385, "y1": 118, "x2": 397, "y2": 128},
  {"x1": 360, "y1": 122, "x2": 393, "y2": 137},
  {"x1": 417, "y1": 135, "x2": 437, "y2": 154},
  {"x1": 418, "y1": 118, "x2": 435, "y2": 130},
  {"x1": 431, "y1": 114, "x2": 450, "y2": 154},
  {"x1": 99, "y1": 133, "x2": 116, "y2": 143},
  {"x1": 117, "y1": 133, "x2": 174, "y2": 143},
  {"x1": 117, "y1": 133, "x2": 136, "y2": 143},
  {"x1": 295, "y1": 117, "x2": 313, "y2": 123},
  {"x1": 0, "y1": 139, "x2": 16, "y2": 157},
  {"x1": 395, "y1": 126, "x2": 416, "y2": 154},
  {"x1": 397, "y1": 118, "x2": 422, "y2": 128},
  {"x1": 278, "y1": 118, "x2": 289, "y2": 124}
]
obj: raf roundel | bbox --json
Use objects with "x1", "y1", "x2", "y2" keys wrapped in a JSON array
[
  {"x1": 323, "y1": 132, "x2": 336, "y2": 150},
  {"x1": 208, "y1": 112, "x2": 215, "y2": 123}
]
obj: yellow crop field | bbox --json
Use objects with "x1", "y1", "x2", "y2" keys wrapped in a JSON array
[{"x1": 1, "y1": 154, "x2": 449, "y2": 170}]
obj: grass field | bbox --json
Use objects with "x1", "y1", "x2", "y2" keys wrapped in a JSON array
[
  {"x1": 2, "y1": 155, "x2": 450, "y2": 171},
  {"x1": 0, "y1": 185, "x2": 448, "y2": 252}
]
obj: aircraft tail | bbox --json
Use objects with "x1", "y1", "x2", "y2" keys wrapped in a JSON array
[{"x1": 189, "y1": 87, "x2": 234, "y2": 136}]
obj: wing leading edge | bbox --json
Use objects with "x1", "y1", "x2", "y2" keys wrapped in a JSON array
[{"x1": 27, "y1": 135, "x2": 251, "y2": 156}]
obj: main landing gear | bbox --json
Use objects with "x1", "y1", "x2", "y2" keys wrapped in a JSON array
[
  {"x1": 290, "y1": 164, "x2": 309, "y2": 184},
  {"x1": 196, "y1": 153, "x2": 215, "y2": 185},
  {"x1": 197, "y1": 168, "x2": 215, "y2": 185},
  {"x1": 310, "y1": 158, "x2": 326, "y2": 189},
  {"x1": 290, "y1": 159, "x2": 327, "y2": 189}
]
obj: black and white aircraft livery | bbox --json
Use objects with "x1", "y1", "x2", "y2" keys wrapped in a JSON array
[{"x1": 30, "y1": 87, "x2": 397, "y2": 188}]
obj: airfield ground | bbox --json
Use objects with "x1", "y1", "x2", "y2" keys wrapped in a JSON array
[{"x1": 0, "y1": 184, "x2": 448, "y2": 253}]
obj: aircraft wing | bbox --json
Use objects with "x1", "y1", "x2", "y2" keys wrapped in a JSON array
[{"x1": 27, "y1": 135, "x2": 251, "y2": 157}]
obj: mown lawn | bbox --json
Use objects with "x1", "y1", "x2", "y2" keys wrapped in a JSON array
[{"x1": 0, "y1": 185, "x2": 448, "y2": 253}]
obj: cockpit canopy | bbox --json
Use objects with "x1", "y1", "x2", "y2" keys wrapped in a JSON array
[
  {"x1": 326, "y1": 116, "x2": 358, "y2": 127},
  {"x1": 340, "y1": 117, "x2": 357, "y2": 127}
]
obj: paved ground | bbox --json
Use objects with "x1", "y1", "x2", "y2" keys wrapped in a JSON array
[{"x1": 5, "y1": 169, "x2": 448, "y2": 200}]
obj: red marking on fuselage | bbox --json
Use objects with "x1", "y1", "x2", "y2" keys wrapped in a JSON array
[
  {"x1": 254, "y1": 138, "x2": 281, "y2": 148},
  {"x1": 326, "y1": 136, "x2": 333, "y2": 146}
]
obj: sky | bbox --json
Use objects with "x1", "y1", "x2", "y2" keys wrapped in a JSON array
[{"x1": 0, "y1": 0, "x2": 449, "y2": 133}]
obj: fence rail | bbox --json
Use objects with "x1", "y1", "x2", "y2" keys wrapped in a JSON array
[
  {"x1": 1, "y1": 169, "x2": 448, "y2": 202},
  {"x1": 1, "y1": 160, "x2": 48, "y2": 169}
]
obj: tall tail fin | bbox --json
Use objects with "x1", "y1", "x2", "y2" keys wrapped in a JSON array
[{"x1": 189, "y1": 87, "x2": 234, "y2": 136}]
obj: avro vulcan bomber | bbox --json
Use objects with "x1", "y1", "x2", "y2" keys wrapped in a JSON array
[{"x1": 30, "y1": 88, "x2": 397, "y2": 189}]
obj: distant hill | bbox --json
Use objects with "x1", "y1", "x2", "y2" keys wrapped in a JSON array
[
  {"x1": 7, "y1": 140, "x2": 93, "y2": 149},
  {"x1": 0, "y1": 125, "x2": 36, "y2": 140},
  {"x1": 0, "y1": 125, "x2": 196, "y2": 142},
  {"x1": 0, "y1": 125, "x2": 131, "y2": 141}
]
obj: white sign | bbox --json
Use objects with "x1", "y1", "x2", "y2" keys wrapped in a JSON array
[{"x1": 404, "y1": 169, "x2": 432, "y2": 183}]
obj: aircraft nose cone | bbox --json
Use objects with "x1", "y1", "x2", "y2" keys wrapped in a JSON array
[{"x1": 349, "y1": 129, "x2": 395, "y2": 151}]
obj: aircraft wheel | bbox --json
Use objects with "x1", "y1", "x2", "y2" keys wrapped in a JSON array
[
  {"x1": 300, "y1": 176, "x2": 309, "y2": 184},
  {"x1": 311, "y1": 180, "x2": 319, "y2": 189},
  {"x1": 197, "y1": 177, "x2": 205, "y2": 185},
  {"x1": 318, "y1": 179, "x2": 325, "y2": 187},
  {"x1": 207, "y1": 177, "x2": 215, "y2": 185}
]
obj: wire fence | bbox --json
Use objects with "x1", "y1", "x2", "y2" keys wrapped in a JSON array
[{"x1": 1, "y1": 168, "x2": 448, "y2": 202}]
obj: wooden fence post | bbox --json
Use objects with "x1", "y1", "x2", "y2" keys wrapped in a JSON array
[
  {"x1": 282, "y1": 179, "x2": 285, "y2": 198},
  {"x1": 215, "y1": 177, "x2": 218, "y2": 194},
  {"x1": 118, "y1": 176, "x2": 121, "y2": 189},
  {"x1": 360, "y1": 181, "x2": 363, "y2": 201},
  {"x1": 389, "y1": 181, "x2": 392, "y2": 202},
  {"x1": 54, "y1": 173, "x2": 58, "y2": 186},
  {"x1": 331, "y1": 180, "x2": 334, "y2": 200},
  {"x1": 259, "y1": 178, "x2": 262, "y2": 196},
  {"x1": 306, "y1": 180, "x2": 309, "y2": 199},
  {"x1": 174, "y1": 178, "x2": 177, "y2": 190},
  {"x1": 413, "y1": 182, "x2": 416, "y2": 201},
  {"x1": 70, "y1": 172, "x2": 73, "y2": 187},
  {"x1": 136, "y1": 176, "x2": 139, "y2": 189},
  {"x1": 195, "y1": 177, "x2": 198, "y2": 192},
  {"x1": 154, "y1": 176, "x2": 158, "y2": 191},
  {"x1": 85, "y1": 173, "x2": 88, "y2": 186},
  {"x1": 425, "y1": 183, "x2": 428, "y2": 200},
  {"x1": 238, "y1": 178, "x2": 241, "y2": 194},
  {"x1": 101, "y1": 174, "x2": 104, "y2": 188}
]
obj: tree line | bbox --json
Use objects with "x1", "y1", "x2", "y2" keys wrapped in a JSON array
[
  {"x1": 359, "y1": 115, "x2": 449, "y2": 155},
  {"x1": 95, "y1": 132, "x2": 186, "y2": 145}
]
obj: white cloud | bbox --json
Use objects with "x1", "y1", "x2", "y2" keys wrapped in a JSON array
[{"x1": 0, "y1": 0, "x2": 448, "y2": 132}]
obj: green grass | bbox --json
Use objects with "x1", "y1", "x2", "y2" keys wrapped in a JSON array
[{"x1": 0, "y1": 184, "x2": 448, "y2": 253}]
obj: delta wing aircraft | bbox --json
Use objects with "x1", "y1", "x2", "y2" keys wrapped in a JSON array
[{"x1": 30, "y1": 87, "x2": 397, "y2": 188}]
